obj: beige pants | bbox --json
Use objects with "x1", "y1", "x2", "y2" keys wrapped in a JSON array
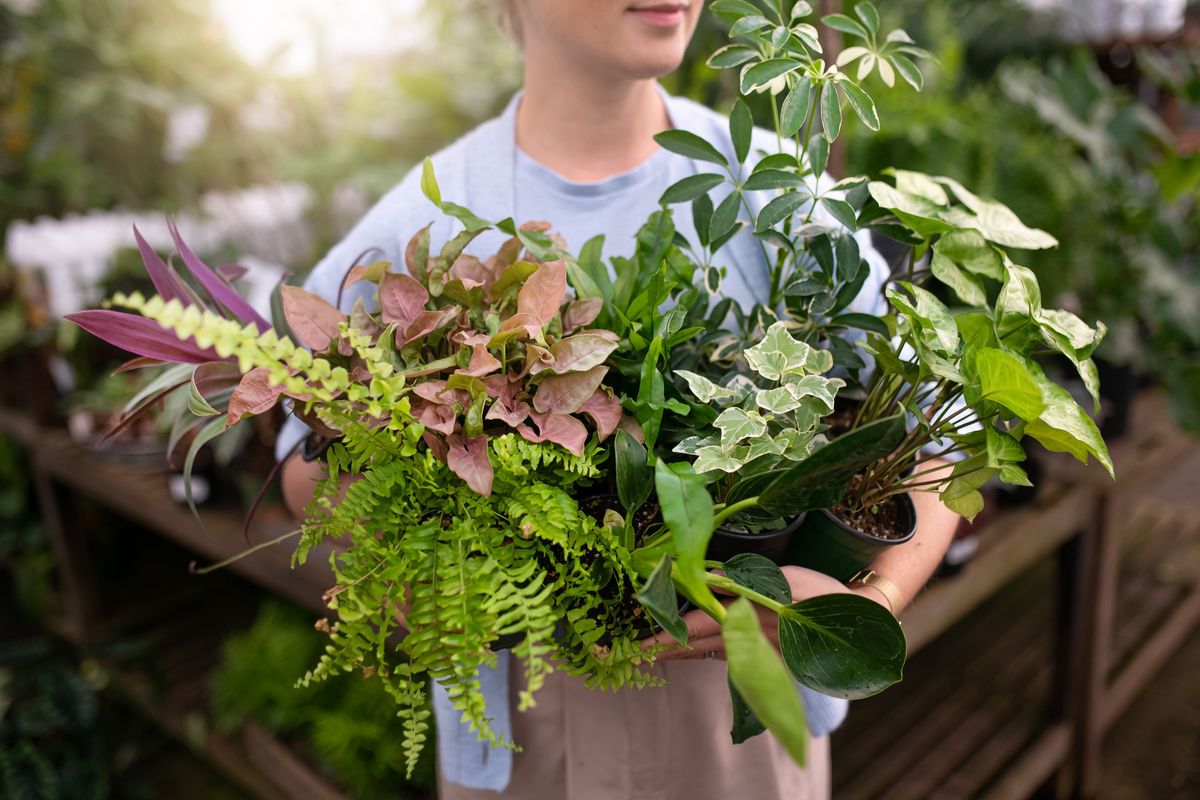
[{"x1": 439, "y1": 658, "x2": 831, "y2": 800}]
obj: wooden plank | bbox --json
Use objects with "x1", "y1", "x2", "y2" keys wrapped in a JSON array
[
  {"x1": 1104, "y1": 586, "x2": 1200, "y2": 729},
  {"x1": 244, "y1": 723, "x2": 348, "y2": 800},
  {"x1": 934, "y1": 714, "x2": 1041, "y2": 800},
  {"x1": 979, "y1": 723, "x2": 1072, "y2": 800}
]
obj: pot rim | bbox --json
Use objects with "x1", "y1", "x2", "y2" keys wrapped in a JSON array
[
  {"x1": 715, "y1": 510, "x2": 808, "y2": 541},
  {"x1": 817, "y1": 494, "x2": 917, "y2": 546}
]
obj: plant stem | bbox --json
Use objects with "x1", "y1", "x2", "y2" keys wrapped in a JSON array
[
  {"x1": 712, "y1": 497, "x2": 761, "y2": 529},
  {"x1": 705, "y1": 574, "x2": 785, "y2": 614},
  {"x1": 190, "y1": 527, "x2": 303, "y2": 574},
  {"x1": 399, "y1": 355, "x2": 458, "y2": 380}
]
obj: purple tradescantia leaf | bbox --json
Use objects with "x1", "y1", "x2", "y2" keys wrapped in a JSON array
[
  {"x1": 167, "y1": 218, "x2": 270, "y2": 332},
  {"x1": 66, "y1": 310, "x2": 229, "y2": 364},
  {"x1": 133, "y1": 225, "x2": 191, "y2": 305}
]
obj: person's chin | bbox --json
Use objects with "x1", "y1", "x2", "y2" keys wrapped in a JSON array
[{"x1": 621, "y1": 49, "x2": 686, "y2": 80}]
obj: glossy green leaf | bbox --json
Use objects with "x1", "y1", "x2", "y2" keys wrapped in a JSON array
[
  {"x1": 616, "y1": 429, "x2": 653, "y2": 514},
  {"x1": 654, "y1": 130, "x2": 729, "y2": 167},
  {"x1": 729, "y1": 682, "x2": 767, "y2": 744},
  {"x1": 930, "y1": 251, "x2": 987, "y2": 307},
  {"x1": 419, "y1": 157, "x2": 441, "y2": 205},
  {"x1": 822, "y1": 197, "x2": 858, "y2": 231},
  {"x1": 731, "y1": 99, "x2": 753, "y2": 164},
  {"x1": 755, "y1": 191, "x2": 809, "y2": 232},
  {"x1": 754, "y1": 414, "x2": 907, "y2": 515},
  {"x1": 808, "y1": 132, "x2": 830, "y2": 177},
  {"x1": 723, "y1": 599, "x2": 809, "y2": 765},
  {"x1": 778, "y1": 593, "x2": 905, "y2": 699},
  {"x1": 891, "y1": 53, "x2": 925, "y2": 91},
  {"x1": 741, "y1": 58, "x2": 802, "y2": 94},
  {"x1": 636, "y1": 555, "x2": 688, "y2": 643},
  {"x1": 654, "y1": 460, "x2": 719, "y2": 614},
  {"x1": 822, "y1": 13, "x2": 869, "y2": 39},
  {"x1": 708, "y1": 44, "x2": 759, "y2": 69},
  {"x1": 660, "y1": 173, "x2": 726, "y2": 205},
  {"x1": 820, "y1": 81, "x2": 843, "y2": 141},
  {"x1": 1024, "y1": 370, "x2": 1114, "y2": 478},
  {"x1": 711, "y1": 191, "x2": 743, "y2": 241},
  {"x1": 723, "y1": 553, "x2": 793, "y2": 604},
  {"x1": 839, "y1": 79, "x2": 879, "y2": 131},
  {"x1": 780, "y1": 77, "x2": 814, "y2": 137},
  {"x1": 743, "y1": 169, "x2": 807, "y2": 191},
  {"x1": 853, "y1": 1, "x2": 880, "y2": 34}
]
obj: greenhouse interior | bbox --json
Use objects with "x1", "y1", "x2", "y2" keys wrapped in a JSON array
[{"x1": 1, "y1": 1, "x2": 1198, "y2": 798}]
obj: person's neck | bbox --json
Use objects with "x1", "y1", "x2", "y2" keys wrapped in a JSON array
[{"x1": 516, "y1": 59, "x2": 669, "y2": 182}]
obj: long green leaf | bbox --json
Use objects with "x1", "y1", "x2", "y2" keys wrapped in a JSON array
[
  {"x1": 654, "y1": 130, "x2": 728, "y2": 167},
  {"x1": 723, "y1": 599, "x2": 809, "y2": 765}
]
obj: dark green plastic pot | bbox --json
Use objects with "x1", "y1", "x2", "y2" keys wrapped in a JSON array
[
  {"x1": 706, "y1": 512, "x2": 808, "y2": 565},
  {"x1": 784, "y1": 494, "x2": 917, "y2": 582}
]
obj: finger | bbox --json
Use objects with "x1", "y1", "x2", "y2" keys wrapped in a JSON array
[
  {"x1": 642, "y1": 606, "x2": 723, "y2": 650},
  {"x1": 665, "y1": 634, "x2": 725, "y2": 661}
]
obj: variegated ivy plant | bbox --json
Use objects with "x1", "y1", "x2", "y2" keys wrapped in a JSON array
[{"x1": 674, "y1": 321, "x2": 842, "y2": 478}]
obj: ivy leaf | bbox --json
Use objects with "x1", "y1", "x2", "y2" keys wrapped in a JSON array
[
  {"x1": 723, "y1": 599, "x2": 809, "y2": 766},
  {"x1": 654, "y1": 130, "x2": 729, "y2": 167},
  {"x1": 676, "y1": 370, "x2": 742, "y2": 403},
  {"x1": 715, "y1": 407, "x2": 769, "y2": 446},
  {"x1": 778, "y1": 594, "x2": 905, "y2": 699},
  {"x1": 745, "y1": 321, "x2": 830, "y2": 379}
]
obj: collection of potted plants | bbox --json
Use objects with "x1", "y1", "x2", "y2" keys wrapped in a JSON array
[{"x1": 67, "y1": 0, "x2": 1114, "y2": 774}]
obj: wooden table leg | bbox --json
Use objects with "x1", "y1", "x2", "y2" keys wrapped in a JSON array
[
  {"x1": 1054, "y1": 492, "x2": 1118, "y2": 799},
  {"x1": 30, "y1": 454, "x2": 98, "y2": 642}
]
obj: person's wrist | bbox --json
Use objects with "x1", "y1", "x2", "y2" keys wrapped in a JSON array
[{"x1": 851, "y1": 584, "x2": 892, "y2": 612}]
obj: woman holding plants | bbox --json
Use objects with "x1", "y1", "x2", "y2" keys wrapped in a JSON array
[{"x1": 277, "y1": 1, "x2": 960, "y2": 797}]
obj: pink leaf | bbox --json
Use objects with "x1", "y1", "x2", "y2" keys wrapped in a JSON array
[
  {"x1": 216, "y1": 263, "x2": 249, "y2": 282},
  {"x1": 379, "y1": 272, "x2": 429, "y2": 327},
  {"x1": 518, "y1": 412, "x2": 588, "y2": 456},
  {"x1": 494, "y1": 312, "x2": 543, "y2": 344},
  {"x1": 483, "y1": 375, "x2": 520, "y2": 405},
  {"x1": 547, "y1": 333, "x2": 619, "y2": 373},
  {"x1": 532, "y1": 365, "x2": 608, "y2": 415},
  {"x1": 563, "y1": 298, "x2": 603, "y2": 333},
  {"x1": 453, "y1": 331, "x2": 492, "y2": 347},
  {"x1": 446, "y1": 434, "x2": 493, "y2": 495},
  {"x1": 577, "y1": 388, "x2": 622, "y2": 440},
  {"x1": 449, "y1": 254, "x2": 494, "y2": 290},
  {"x1": 423, "y1": 431, "x2": 448, "y2": 462},
  {"x1": 227, "y1": 367, "x2": 283, "y2": 425},
  {"x1": 516, "y1": 261, "x2": 566, "y2": 325},
  {"x1": 413, "y1": 380, "x2": 470, "y2": 408},
  {"x1": 485, "y1": 397, "x2": 531, "y2": 427},
  {"x1": 458, "y1": 343, "x2": 502, "y2": 377},
  {"x1": 524, "y1": 344, "x2": 555, "y2": 376},
  {"x1": 66, "y1": 310, "x2": 228, "y2": 364},
  {"x1": 413, "y1": 399, "x2": 458, "y2": 434},
  {"x1": 618, "y1": 415, "x2": 645, "y2": 443},
  {"x1": 281, "y1": 285, "x2": 345, "y2": 352},
  {"x1": 400, "y1": 307, "x2": 460, "y2": 346}
]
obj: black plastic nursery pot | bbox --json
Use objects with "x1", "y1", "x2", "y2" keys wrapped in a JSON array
[
  {"x1": 785, "y1": 494, "x2": 917, "y2": 582},
  {"x1": 706, "y1": 512, "x2": 807, "y2": 566}
]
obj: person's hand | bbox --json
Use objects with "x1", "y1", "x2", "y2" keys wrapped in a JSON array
[{"x1": 645, "y1": 565, "x2": 885, "y2": 661}]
